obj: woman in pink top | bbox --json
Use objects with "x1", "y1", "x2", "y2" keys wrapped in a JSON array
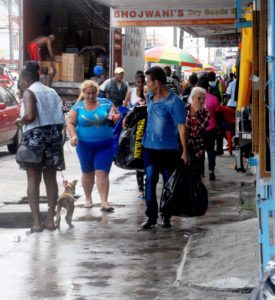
[{"x1": 197, "y1": 77, "x2": 221, "y2": 181}]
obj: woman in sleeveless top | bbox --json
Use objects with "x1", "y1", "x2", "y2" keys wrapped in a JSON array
[
  {"x1": 123, "y1": 73, "x2": 145, "y2": 108},
  {"x1": 16, "y1": 61, "x2": 65, "y2": 232}
]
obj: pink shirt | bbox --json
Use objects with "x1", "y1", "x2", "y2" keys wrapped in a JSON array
[{"x1": 205, "y1": 91, "x2": 220, "y2": 131}]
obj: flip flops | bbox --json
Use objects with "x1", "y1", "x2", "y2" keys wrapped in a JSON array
[{"x1": 100, "y1": 207, "x2": 114, "y2": 212}]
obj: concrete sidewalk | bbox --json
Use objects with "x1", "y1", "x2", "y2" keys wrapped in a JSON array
[{"x1": 0, "y1": 145, "x2": 259, "y2": 299}]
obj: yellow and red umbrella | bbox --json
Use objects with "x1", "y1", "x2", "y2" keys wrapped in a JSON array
[{"x1": 144, "y1": 46, "x2": 202, "y2": 68}]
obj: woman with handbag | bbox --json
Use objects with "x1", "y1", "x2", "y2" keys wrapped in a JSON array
[{"x1": 16, "y1": 61, "x2": 65, "y2": 232}]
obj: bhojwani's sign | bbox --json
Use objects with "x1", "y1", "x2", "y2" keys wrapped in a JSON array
[{"x1": 110, "y1": 7, "x2": 236, "y2": 27}]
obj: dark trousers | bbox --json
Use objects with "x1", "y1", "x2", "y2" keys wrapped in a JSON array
[
  {"x1": 205, "y1": 129, "x2": 217, "y2": 172},
  {"x1": 143, "y1": 148, "x2": 180, "y2": 221},
  {"x1": 188, "y1": 146, "x2": 205, "y2": 177},
  {"x1": 136, "y1": 171, "x2": 145, "y2": 192},
  {"x1": 216, "y1": 127, "x2": 224, "y2": 154}
]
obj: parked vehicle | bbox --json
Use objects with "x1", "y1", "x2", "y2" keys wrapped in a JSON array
[{"x1": 0, "y1": 86, "x2": 21, "y2": 154}]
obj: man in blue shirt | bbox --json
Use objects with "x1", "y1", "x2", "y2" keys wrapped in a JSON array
[{"x1": 141, "y1": 66, "x2": 189, "y2": 230}]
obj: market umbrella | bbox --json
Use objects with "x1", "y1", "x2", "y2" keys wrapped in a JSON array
[
  {"x1": 186, "y1": 63, "x2": 216, "y2": 73},
  {"x1": 144, "y1": 46, "x2": 202, "y2": 68}
]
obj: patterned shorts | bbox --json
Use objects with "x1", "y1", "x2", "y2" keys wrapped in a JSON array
[{"x1": 20, "y1": 124, "x2": 65, "y2": 170}]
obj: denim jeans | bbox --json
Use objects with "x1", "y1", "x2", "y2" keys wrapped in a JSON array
[{"x1": 143, "y1": 148, "x2": 180, "y2": 221}]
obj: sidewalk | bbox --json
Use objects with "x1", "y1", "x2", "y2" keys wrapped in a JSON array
[{"x1": 0, "y1": 145, "x2": 259, "y2": 299}]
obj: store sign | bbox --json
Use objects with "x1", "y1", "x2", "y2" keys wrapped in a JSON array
[
  {"x1": 205, "y1": 33, "x2": 240, "y2": 47},
  {"x1": 110, "y1": 7, "x2": 236, "y2": 27}
]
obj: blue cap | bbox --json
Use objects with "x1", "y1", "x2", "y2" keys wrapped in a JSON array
[{"x1": 93, "y1": 65, "x2": 104, "y2": 76}]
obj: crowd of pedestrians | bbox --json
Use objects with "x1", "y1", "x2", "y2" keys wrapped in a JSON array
[{"x1": 16, "y1": 60, "x2": 236, "y2": 232}]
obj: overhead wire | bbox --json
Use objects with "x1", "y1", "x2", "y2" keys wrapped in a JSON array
[{"x1": 71, "y1": 0, "x2": 109, "y2": 30}]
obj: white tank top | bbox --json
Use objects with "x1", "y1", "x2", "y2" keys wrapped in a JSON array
[
  {"x1": 20, "y1": 82, "x2": 64, "y2": 132},
  {"x1": 129, "y1": 87, "x2": 140, "y2": 107}
]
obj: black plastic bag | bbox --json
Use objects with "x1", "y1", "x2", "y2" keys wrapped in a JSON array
[
  {"x1": 124, "y1": 105, "x2": 147, "y2": 128},
  {"x1": 160, "y1": 163, "x2": 208, "y2": 217},
  {"x1": 115, "y1": 105, "x2": 147, "y2": 170},
  {"x1": 115, "y1": 119, "x2": 146, "y2": 170}
]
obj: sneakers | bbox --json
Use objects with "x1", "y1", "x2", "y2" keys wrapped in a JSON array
[
  {"x1": 209, "y1": 172, "x2": 216, "y2": 181},
  {"x1": 161, "y1": 216, "x2": 171, "y2": 228},
  {"x1": 140, "y1": 218, "x2": 157, "y2": 230}
]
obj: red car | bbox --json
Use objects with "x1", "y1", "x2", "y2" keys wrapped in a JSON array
[{"x1": 0, "y1": 86, "x2": 21, "y2": 154}]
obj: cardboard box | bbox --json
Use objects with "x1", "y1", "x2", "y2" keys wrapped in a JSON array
[
  {"x1": 55, "y1": 55, "x2": 62, "y2": 63},
  {"x1": 61, "y1": 53, "x2": 84, "y2": 82},
  {"x1": 41, "y1": 61, "x2": 62, "y2": 82}
]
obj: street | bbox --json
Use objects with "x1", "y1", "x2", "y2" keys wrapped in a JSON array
[{"x1": 0, "y1": 144, "x2": 258, "y2": 300}]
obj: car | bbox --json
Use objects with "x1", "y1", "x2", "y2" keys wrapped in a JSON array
[
  {"x1": 3, "y1": 67, "x2": 18, "y2": 94},
  {"x1": 0, "y1": 86, "x2": 21, "y2": 154}
]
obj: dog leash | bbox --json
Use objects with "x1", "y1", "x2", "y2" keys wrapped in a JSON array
[{"x1": 60, "y1": 170, "x2": 65, "y2": 182}]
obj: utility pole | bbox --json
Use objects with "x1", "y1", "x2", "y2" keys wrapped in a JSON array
[
  {"x1": 196, "y1": 37, "x2": 199, "y2": 60},
  {"x1": 173, "y1": 27, "x2": 177, "y2": 47},
  {"x1": 179, "y1": 27, "x2": 184, "y2": 49},
  {"x1": 8, "y1": 0, "x2": 14, "y2": 65}
]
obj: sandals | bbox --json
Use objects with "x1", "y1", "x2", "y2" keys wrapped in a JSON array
[{"x1": 100, "y1": 206, "x2": 114, "y2": 212}]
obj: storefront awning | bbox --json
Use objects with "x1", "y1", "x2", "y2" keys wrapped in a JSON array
[{"x1": 95, "y1": 0, "x2": 252, "y2": 37}]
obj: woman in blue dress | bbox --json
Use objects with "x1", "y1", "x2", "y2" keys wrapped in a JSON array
[{"x1": 67, "y1": 80, "x2": 120, "y2": 211}]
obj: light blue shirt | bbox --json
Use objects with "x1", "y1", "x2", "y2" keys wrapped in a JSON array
[{"x1": 142, "y1": 91, "x2": 186, "y2": 150}]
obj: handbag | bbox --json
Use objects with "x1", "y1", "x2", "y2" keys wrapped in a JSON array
[
  {"x1": 16, "y1": 102, "x2": 44, "y2": 168},
  {"x1": 16, "y1": 144, "x2": 44, "y2": 168}
]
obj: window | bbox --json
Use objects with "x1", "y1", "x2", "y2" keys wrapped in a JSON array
[{"x1": 0, "y1": 88, "x2": 17, "y2": 107}]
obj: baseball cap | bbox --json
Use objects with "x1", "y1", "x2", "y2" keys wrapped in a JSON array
[{"x1": 114, "y1": 67, "x2": 124, "y2": 74}]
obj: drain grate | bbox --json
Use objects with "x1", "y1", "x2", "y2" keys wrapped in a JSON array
[{"x1": 0, "y1": 212, "x2": 48, "y2": 228}]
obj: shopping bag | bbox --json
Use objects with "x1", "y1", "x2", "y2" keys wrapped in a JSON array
[
  {"x1": 160, "y1": 163, "x2": 208, "y2": 217},
  {"x1": 115, "y1": 118, "x2": 146, "y2": 170},
  {"x1": 124, "y1": 105, "x2": 147, "y2": 128},
  {"x1": 115, "y1": 105, "x2": 147, "y2": 170}
]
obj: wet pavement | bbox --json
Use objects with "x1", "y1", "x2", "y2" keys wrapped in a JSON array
[{"x1": 0, "y1": 145, "x2": 258, "y2": 299}]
